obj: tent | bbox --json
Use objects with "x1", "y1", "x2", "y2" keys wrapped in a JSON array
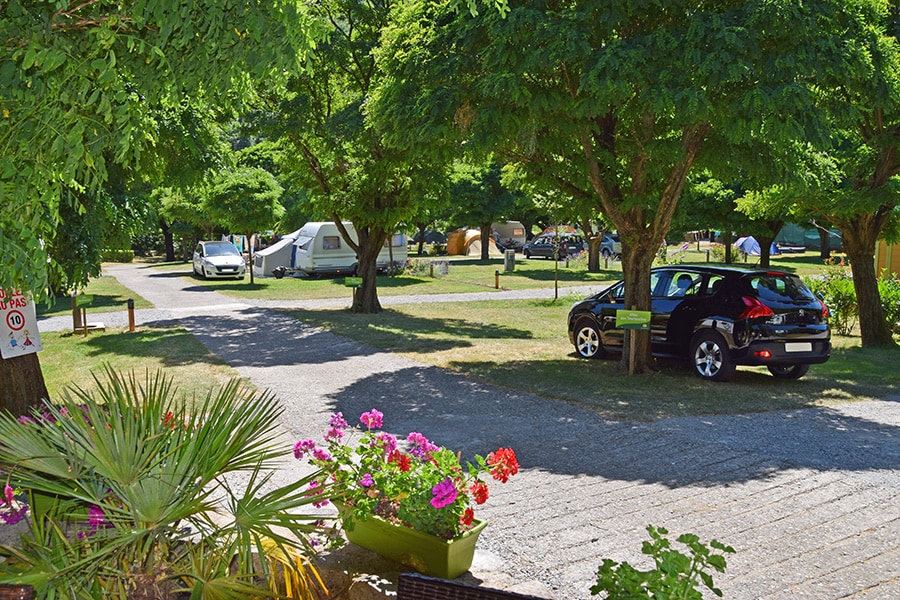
[
  {"x1": 446, "y1": 229, "x2": 503, "y2": 256},
  {"x1": 252, "y1": 228, "x2": 302, "y2": 277},
  {"x1": 734, "y1": 236, "x2": 781, "y2": 256}
]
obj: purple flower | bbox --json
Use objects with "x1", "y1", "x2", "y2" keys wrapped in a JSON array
[
  {"x1": 293, "y1": 439, "x2": 317, "y2": 460},
  {"x1": 360, "y1": 473, "x2": 375, "y2": 488},
  {"x1": 360, "y1": 409, "x2": 383, "y2": 429},
  {"x1": 312, "y1": 448, "x2": 332, "y2": 462},
  {"x1": 329, "y1": 412, "x2": 348, "y2": 430},
  {"x1": 430, "y1": 478, "x2": 458, "y2": 509},
  {"x1": 88, "y1": 504, "x2": 105, "y2": 529},
  {"x1": 407, "y1": 432, "x2": 439, "y2": 459}
]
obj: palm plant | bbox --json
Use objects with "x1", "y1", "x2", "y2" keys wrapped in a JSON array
[{"x1": 0, "y1": 367, "x2": 331, "y2": 599}]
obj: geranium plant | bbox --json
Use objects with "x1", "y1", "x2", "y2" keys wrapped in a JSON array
[{"x1": 294, "y1": 409, "x2": 519, "y2": 540}]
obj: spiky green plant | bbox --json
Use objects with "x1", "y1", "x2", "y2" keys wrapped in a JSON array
[{"x1": 0, "y1": 366, "x2": 331, "y2": 599}]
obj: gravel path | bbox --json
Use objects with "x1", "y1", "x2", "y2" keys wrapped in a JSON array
[{"x1": 38, "y1": 263, "x2": 900, "y2": 599}]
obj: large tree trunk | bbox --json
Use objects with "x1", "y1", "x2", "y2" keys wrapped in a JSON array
[
  {"x1": 720, "y1": 231, "x2": 734, "y2": 264},
  {"x1": 618, "y1": 233, "x2": 658, "y2": 374},
  {"x1": 818, "y1": 226, "x2": 832, "y2": 260},
  {"x1": 0, "y1": 353, "x2": 49, "y2": 416},
  {"x1": 160, "y1": 219, "x2": 175, "y2": 262},
  {"x1": 756, "y1": 221, "x2": 783, "y2": 269},
  {"x1": 840, "y1": 218, "x2": 895, "y2": 347},
  {"x1": 480, "y1": 222, "x2": 492, "y2": 261},
  {"x1": 580, "y1": 219, "x2": 601, "y2": 272},
  {"x1": 349, "y1": 226, "x2": 389, "y2": 314}
]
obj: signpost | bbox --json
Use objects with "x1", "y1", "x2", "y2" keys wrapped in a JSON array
[
  {"x1": 0, "y1": 290, "x2": 42, "y2": 359},
  {"x1": 616, "y1": 308, "x2": 651, "y2": 376}
]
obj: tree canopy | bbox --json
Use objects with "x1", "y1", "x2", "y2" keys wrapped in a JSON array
[{"x1": 1, "y1": 0, "x2": 317, "y2": 296}]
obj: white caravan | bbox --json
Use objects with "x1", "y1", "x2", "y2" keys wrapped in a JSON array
[{"x1": 283, "y1": 221, "x2": 407, "y2": 277}]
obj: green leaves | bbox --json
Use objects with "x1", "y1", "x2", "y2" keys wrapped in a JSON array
[{"x1": 590, "y1": 525, "x2": 735, "y2": 599}]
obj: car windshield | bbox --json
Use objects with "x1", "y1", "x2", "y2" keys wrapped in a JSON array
[
  {"x1": 746, "y1": 274, "x2": 816, "y2": 302},
  {"x1": 206, "y1": 244, "x2": 240, "y2": 257}
]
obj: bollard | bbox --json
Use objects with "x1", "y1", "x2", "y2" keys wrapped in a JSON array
[
  {"x1": 430, "y1": 263, "x2": 434, "y2": 278},
  {"x1": 495, "y1": 270, "x2": 499, "y2": 289},
  {"x1": 127, "y1": 298, "x2": 135, "y2": 332}
]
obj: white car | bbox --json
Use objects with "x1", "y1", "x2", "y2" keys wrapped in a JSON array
[{"x1": 192, "y1": 241, "x2": 246, "y2": 279}]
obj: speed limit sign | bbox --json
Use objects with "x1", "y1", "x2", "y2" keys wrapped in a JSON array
[{"x1": 0, "y1": 291, "x2": 42, "y2": 359}]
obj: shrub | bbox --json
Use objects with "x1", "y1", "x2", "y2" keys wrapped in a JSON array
[
  {"x1": 101, "y1": 248, "x2": 135, "y2": 263},
  {"x1": 0, "y1": 367, "x2": 330, "y2": 599},
  {"x1": 878, "y1": 272, "x2": 900, "y2": 335},
  {"x1": 804, "y1": 259, "x2": 858, "y2": 336},
  {"x1": 590, "y1": 525, "x2": 734, "y2": 599}
]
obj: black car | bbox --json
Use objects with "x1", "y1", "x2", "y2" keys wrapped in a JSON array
[
  {"x1": 523, "y1": 233, "x2": 585, "y2": 259},
  {"x1": 567, "y1": 265, "x2": 831, "y2": 381}
]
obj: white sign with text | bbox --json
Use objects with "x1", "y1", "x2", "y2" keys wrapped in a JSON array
[{"x1": 0, "y1": 290, "x2": 42, "y2": 359}]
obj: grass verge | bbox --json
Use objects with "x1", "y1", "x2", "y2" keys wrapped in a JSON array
[
  {"x1": 36, "y1": 275, "x2": 154, "y2": 318},
  {"x1": 39, "y1": 326, "x2": 247, "y2": 399},
  {"x1": 284, "y1": 298, "x2": 899, "y2": 422}
]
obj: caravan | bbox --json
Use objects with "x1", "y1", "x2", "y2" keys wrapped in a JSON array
[{"x1": 274, "y1": 222, "x2": 407, "y2": 277}]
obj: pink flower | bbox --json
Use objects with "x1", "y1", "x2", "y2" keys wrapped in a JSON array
[
  {"x1": 372, "y1": 432, "x2": 397, "y2": 455},
  {"x1": 360, "y1": 409, "x2": 383, "y2": 429},
  {"x1": 430, "y1": 478, "x2": 458, "y2": 509},
  {"x1": 293, "y1": 439, "x2": 316, "y2": 460},
  {"x1": 360, "y1": 473, "x2": 375, "y2": 488},
  {"x1": 3, "y1": 486, "x2": 14, "y2": 505}
]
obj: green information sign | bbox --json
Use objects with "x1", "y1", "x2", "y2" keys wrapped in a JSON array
[
  {"x1": 75, "y1": 294, "x2": 94, "y2": 307},
  {"x1": 616, "y1": 309, "x2": 651, "y2": 330},
  {"x1": 344, "y1": 277, "x2": 363, "y2": 288}
]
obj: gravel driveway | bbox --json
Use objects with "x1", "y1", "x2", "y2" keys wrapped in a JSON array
[{"x1": 39, "y1": 263, "x2": 900, "y2": 599}]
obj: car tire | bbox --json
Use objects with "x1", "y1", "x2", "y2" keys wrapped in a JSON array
[
  {"x1": 689, "y1": 330, "x2": 735, "y2": 382},
  {"x1": 601, "y1": 249, "x2": 611, "y2": 259},
  {"x1": 767, "y1": 364, "x2": 810, "y2": 379},
  {"x1": 573, "y1": 318, "x2": 604, "y2": 359},
  {"x1": 200, "y1": 267, "x2": 208, "y2": 279},
  {"x1": 524, "y1": 250, "x2": 531, "y2": 258}
]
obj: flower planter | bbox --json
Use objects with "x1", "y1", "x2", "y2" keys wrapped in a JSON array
[{"x1": 339, "y1": 507, "x2": 487, "y2": 579}]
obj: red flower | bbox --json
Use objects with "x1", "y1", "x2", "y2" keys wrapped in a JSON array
[
  {"x1": 471, "y1": 481, "x2": 489, "y2": 505},
  {"x1": 460, "y1": 507, "x2": 475, "y2": 526},
  {"x1": 486, "y1": 448, "x2": 519, "y2": 483},
  {"x1": 388, "y1": 450, "x2": 412, "y2": 472}
]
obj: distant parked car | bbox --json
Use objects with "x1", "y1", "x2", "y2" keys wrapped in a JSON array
[
  {"x1": 600, "y1": 233, "x2": 621, "y2": 259},
  {"x1": 192, "y1": 241, "x2": 246, "y2": 279},
  {"x1": 567, "y1": 265, "x2": 831, "y2": 381},
  {"x1": 523, "y1": 233, "x2": 585, "y2": 260}
]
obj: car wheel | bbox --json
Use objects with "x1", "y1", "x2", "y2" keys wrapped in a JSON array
[
  {"x1": 524, "y1": 250, "x2": 531, "y2": 258},
  {"x1": 767, "y1": 364, "x2": 810, "y2": 379},
  {"x1": 200, "y1": 267, "x2": 208, "y2": 279},
  {"x1": 601, "y1": 249, "x2": 611, "y2": 259},
  {"x1": 573, "y1": 318, "x2": 604, "y2": 359},
  {"x1": 689, "y1": 330, "x2": 735, "y2": 382}
]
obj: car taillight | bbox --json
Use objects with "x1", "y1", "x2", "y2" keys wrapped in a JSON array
[
  {"x1": 820, "y1": 301, "x2": 830, "y2": 319},
  {"x1": 739, "y1": 296, "x2": 774, "y2": 319}
]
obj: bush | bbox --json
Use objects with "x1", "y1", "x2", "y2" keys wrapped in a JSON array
[
  {"x1": 878, "y1": 272, "x2": 900, "y2": 335},
  {"x1": 590, "y1": 525, "x2": 734, "y2": 599},
  {"x1": 804, "y1": 259, "x2": 858, "y2": 336},
  {"x1": 0, "y1": 367, "x2": 330, "y2": 599},
  {"x1": 101, "y1": 248, "x2": 135, "y2": 263}
]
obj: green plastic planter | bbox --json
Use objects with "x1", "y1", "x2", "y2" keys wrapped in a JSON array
[{"x1": 339, "y1": 508, "x2": 487, "y2": 579}]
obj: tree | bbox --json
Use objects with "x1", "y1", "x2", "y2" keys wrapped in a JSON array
[
  {"x1": 0, "y1": 0, "x2": 316, "y2": 412},
  {"x1": 266, "y1": 0, "x2": 444, "y2": 313},
  {"x1": 204, "y1": 167, "x2": 285, "y2": 284},
  {"x1": 787, "y1": 3, "x2": 900, "y2": 347},
  {"x1": 372, "y1": 0, "x2": 846, "y2": 373},
  {"x1": 449, "y1": 161, "x2": 522, "y2": 260}
]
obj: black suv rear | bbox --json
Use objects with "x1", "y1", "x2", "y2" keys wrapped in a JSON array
[{"x1": 567, "y1": 265, "x2": 831, "y2": 381}]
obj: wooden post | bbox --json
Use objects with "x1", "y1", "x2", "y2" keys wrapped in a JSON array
[
  {"x1": 495, "y1": 270, "x2": 499, "y2": 289},
  {"x1": 127, "y1": 299, "x2": 135, "y2": 332}
]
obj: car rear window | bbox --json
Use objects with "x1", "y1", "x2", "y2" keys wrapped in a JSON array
[{"x1": 746, "y1": 274, "x2": 816, "y2": 302}]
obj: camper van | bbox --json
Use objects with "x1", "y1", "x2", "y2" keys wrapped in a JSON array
[
  {"x1": 284, "y1": 221, "x2": 407, "y2": 276},
  {"x1": 492, "y1": 221, "x2": 527, "y2": 251}
]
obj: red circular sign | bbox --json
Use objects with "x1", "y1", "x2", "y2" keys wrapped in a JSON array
[{"x1": 5, "y1": 310, "x2": 25, "y2": 331}]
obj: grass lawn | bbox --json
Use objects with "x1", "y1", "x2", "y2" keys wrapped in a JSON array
[
  {"x1": 151, "y1": 248, "x2": 833, "y2": 303},
  {"x1": 284, "y1": 297, "x2": 899, "y2": 422},
  {"x1": 39, "y1": 327, "x2": 248, "y2": 400},
  {"x1": 36, "y1": 274, "x2": 154, "y2": 318}
]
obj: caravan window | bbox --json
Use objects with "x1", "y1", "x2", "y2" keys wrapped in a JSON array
[
  {"x1": 295, "y1": 235, "x2": 314, "y2": 250},
  {"x1": 323, "y1": 236, "x2": 341, "y2": 250},
  {"x1": 387, "y1": 233, "x2": 405, "y2": 247}
]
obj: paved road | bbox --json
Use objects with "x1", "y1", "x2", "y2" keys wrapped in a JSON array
[{"x1": 40, "y1": 263, "x2": 900, "y2": 599}]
